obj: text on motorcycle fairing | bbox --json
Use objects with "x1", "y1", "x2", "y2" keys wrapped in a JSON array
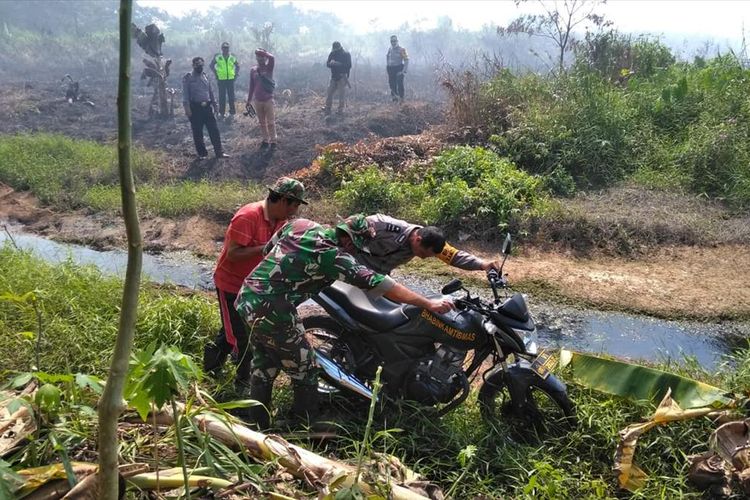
[{"x1": 420, "y1": 309, "x2": 476, "y2": 342}]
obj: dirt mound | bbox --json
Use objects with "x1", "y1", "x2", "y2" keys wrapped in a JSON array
[
  {"x1": 0, "y1": 183, "x2": 50, "y2": 223},
  {"x1": 0, "y1": 80, "x2": 445, "y2": 185},
  {"x1": 291, "y1": 130, "x2": 448, "y2": 196},
  {"x1": 522, "y1": 185, "x2": 750, "y2": 256},
  {"x1": 0, "y1": 183, "x2": 224, "y2": 256}
]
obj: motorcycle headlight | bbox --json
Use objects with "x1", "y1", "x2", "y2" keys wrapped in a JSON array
[{"x1": 516, "y1": 328, "x2": 539, "y2": 355}]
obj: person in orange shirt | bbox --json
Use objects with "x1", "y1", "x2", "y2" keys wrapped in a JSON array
[{"x1": 204, "y1": 177, "x2": 308, "y2": 390}]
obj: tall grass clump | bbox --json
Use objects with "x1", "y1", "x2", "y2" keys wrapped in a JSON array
[
  {"x1": 0, "y1": 245, "x2": 217, "y2": 376},
  {"x1": 0, "y1": 133, "x2": 161, "y2": 207},
  {"x1": 84, "y1": 180, "x2": 266, "y2": 218},
  {"x1": 484, "y1": 70, "x2": 636, "y2": 189}
]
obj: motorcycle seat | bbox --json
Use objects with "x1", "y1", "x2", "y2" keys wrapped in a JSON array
[{"x1": 320, "y1": 281, "x2": 410, "y2": 332}]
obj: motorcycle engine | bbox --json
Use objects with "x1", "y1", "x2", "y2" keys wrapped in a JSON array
[{"x1": 403, "y1": 345, "x2": 468, "y2": 404}]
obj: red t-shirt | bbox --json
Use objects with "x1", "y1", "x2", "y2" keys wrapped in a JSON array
[{"x1": 213, "y1": 201, "x2": 286, "y2": 294}]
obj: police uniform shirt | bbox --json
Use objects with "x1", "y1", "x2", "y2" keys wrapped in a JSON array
[
  {"x1": 353, "y1": 214, "x2": 484, "y2": 275},
  {"x1": 182, "y1": 72, "x2": 215, "y2": 105}
]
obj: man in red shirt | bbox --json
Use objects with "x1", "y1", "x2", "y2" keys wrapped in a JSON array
[{"x1": 204, "y1": 177, "x2": 308, "y2": 388}]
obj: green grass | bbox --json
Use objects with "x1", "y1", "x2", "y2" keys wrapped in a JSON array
[
  {"x1": 2, "y1": 246, "x2": 748, "y2": 498},
  {"x1": 0, "y1": 133, "x2": 267, "y2": 218},
  {"x1": 0, "y1": 244, "x2": 217, "y2": 376},
  {"x1": 84, "y1": 181, "x2": 266, "y2": 218},
  {"x1": 0, "y1": 133, "x2": 161, "y2": 208}
]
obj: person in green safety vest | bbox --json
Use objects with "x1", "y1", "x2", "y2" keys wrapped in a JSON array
[{"x1": 210, "y1": 42, "x2": 240, "y2": 119}]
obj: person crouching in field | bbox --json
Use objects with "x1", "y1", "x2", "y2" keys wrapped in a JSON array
[
  {"x1": 246, "y1": 48, "x2": 277, "y2": 151},
  {"x1": 203, "y1": 177, "x2": 307, "y2": 402}
]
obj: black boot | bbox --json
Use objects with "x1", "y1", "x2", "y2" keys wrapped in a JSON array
[
  {"x1": 287, "y1": 384, "x2": 337, "y2": 433},
  {"x1": 236, "y1": 377, "x2": 273, "y2": 430},
  {"x1": 291, "y1": 383, "x2": 319, "y2": 422},
  {"x1": 203, "y1": 337, "x2": 229, "y2": 379}
]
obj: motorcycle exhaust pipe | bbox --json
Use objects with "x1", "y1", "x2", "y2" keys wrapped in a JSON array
[{"x1": 315, "y1": 351, "x2": 375, "y2": 401}]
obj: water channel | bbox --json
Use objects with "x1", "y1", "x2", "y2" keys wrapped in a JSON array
[{"x1": 1, "y1": 227, "x2": 744, "y2": 370}]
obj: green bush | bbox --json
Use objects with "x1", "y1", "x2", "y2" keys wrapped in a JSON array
[
  {"x1": 334, "y1": 165, "x2": 418, "y2": 215},
  {"x1": 678, "y1": 122, "x2": 750, "y2": 207},
  {"x1": 429, "y1": 145, "x2": 503, "y2": 186},
  {"x1": 419, "y1": 179, "x2": 471, "y2": 225},
  {"x1": 330, "y1": 147, "x2": 547, "y2": 234},
  {"x1": 471, "y1": 50, "x2": 750, "y2": 207}
]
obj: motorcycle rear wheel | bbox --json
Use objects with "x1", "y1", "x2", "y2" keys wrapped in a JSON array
[
  {"x1": 478, "y1": 373, "x2": 575, "y2": 440},
  {"x1": 303, "y1": 314, "x2": 355, "y2": 392}
]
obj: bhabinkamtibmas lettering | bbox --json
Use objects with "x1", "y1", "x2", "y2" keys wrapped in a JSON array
[{"x1": 420, "y1": 309, "x2": 476, "y2": 341}]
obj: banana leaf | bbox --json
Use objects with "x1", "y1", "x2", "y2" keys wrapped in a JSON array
[
  {"x1": 15, "y1": 463, "x2": 97, "y2": 498},
  {"x1": 558, "y1": 349, "x2": 731, "y2": 408},
  {"x1": 614, "y1": 388, "x2": 723, "y2": 490}
]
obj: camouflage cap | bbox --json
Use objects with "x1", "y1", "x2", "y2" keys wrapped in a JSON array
[
  {"x1": 268, "y1": 177, "x2": 308, "y2": 204},
  {"x1": 335, "y1": 214, "x2": 375, "y2": 250}
]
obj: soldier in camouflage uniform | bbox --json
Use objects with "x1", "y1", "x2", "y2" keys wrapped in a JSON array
[
  {"x1": 234, "y1": 214, "x2": 454, "y2": 429},
  {"x1": 352, "y1": 213, "x2": 503, "y2": 275}
]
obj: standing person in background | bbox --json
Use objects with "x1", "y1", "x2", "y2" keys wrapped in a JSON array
[
  {"x1": 182, "y1": 56, "x2": 229, "y2": 159},
  {"x1": 246, "y1": 48, "x2": 277, "y2": 151},
  {"x1": 203, "y1": 177, "x2": 308, "y2": 397},
  {"x1": 323, "y1": 41, "x2": 352, "y2": 116},
  {"x1": 386, "y1": 34, "x2": 409, "y2": 103},
  {"x1": 210, "y1": 41, "x2": 240, "y2": 120}
]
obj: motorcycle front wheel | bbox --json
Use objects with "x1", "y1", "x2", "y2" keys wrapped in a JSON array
[{"x1": 478, "y1": 373, "x2": 575, "y2": 440}]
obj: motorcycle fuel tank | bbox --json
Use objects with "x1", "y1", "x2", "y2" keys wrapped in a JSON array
[{"x1": 395, "y1": 305, "x2": 487, "y2": 349}]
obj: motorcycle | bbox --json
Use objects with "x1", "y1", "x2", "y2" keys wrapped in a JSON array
[{"x1": 304, "y1": 234, "x2": 575, "y2": 435}]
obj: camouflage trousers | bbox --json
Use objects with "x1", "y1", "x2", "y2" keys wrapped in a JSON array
[{"x1": 236, "y1": 295, "x2": 318, "y2": 386}]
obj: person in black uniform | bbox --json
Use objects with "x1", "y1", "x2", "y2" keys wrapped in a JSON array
[{"x1": 182, "y1": 56, "x2": 230, "y2": 159}]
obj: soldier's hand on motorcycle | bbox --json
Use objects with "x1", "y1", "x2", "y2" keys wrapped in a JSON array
[{"x1": 426, "y1": 297, "x2": 455, "y2": 315}]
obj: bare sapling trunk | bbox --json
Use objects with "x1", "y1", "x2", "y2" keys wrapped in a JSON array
[
  {"x1": 98, "y1": 0, "x2": 143, "y2": 498},
  {"x1": 157, "y1": 57, "x2": 168, "y2": 116}
]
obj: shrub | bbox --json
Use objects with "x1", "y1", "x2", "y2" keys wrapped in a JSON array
[
  {"x1": 678, "y1": 122, "x2": 750, "y2": 207},
  {"x1": 330, "y1": 147, "x2": 547, "y2": 235},
  {"x1": 333, "y1": 165, "x2": 417, "y2": 215},
  {"x1": 448, "y1": 47, "x2": 750, "y2": 207},
  {"x1": 419, "y1": 178, "x2": 471, "y2": 225},
  {"x1": 424, "y1": 146, "x2": 548, "y2": 232}
]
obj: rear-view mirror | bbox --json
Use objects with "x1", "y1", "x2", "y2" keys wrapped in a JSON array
[
  {"x1": 441, "y1": 278, "x2": 463, "y2": 295},
  {"x1": 502, "y1": 234, "x2": 512, "y2": 255}
]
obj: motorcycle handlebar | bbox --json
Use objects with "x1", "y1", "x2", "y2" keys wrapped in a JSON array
[{"x1": 487, "y1": 269, "x2": 507, "y2": 287}]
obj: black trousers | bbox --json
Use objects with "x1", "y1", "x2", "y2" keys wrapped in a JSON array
[
  {"x1": 189, "y1": 102, "x2": 223, "y2": 157},
  {"x1": 387, "y1": 64, "x2": 405, "y2": 99},
  {"x1": 217, "y1": 79, "x2": 236, "y2": 116},
  {"x1": 203, "y1": 289, "x2": 253, "y2": 382}
]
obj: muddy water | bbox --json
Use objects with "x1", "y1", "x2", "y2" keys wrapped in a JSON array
[
  {"x1": 2, "y1": 227, "x2": 743, "y2": 370},
  {"x1": 531, "y1": 306, "x2": 734, "y2": 369},
  {"x1": 0, "y1": 228, "x2": 214, "y2": 289}
]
